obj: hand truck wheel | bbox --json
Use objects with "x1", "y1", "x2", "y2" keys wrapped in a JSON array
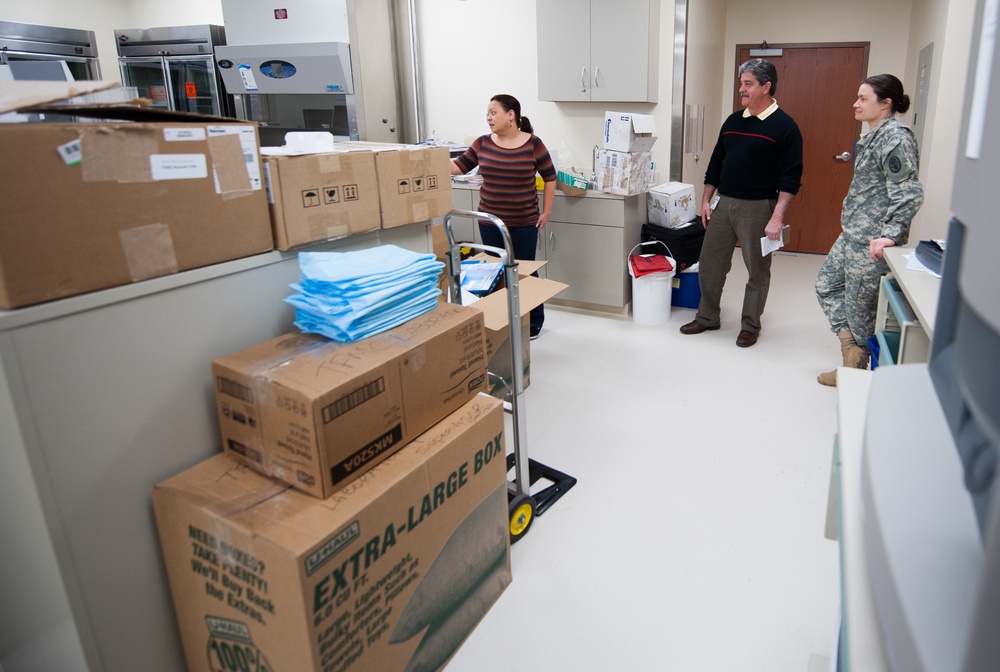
[{"x1": 508, "y1": 493, "x2": 537, "y2": 543}]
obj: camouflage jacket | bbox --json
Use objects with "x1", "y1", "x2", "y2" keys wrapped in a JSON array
[{"x1": 840, "y1": 116, "x2": 923, "y2": 245}]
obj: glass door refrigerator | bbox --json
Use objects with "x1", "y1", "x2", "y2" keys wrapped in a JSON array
[
  {"x1": 1, "y1": 20, "x2": 101, "y2": 81},
  {"x1": 114, "y1": 24, "x2": 232, "y2": 117}
]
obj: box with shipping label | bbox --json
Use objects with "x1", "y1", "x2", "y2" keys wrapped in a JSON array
[
  {"x1": 603, "y1": 111, "x2": 657, "y2": 153},
  {"x1": 597, "y1": 149, "x2": 653, "y2": 196},
  {"x1": 263, "y1": 150, "x2": 381, "y2": 250},
  {"x1": 647, "y1": 182, "x2": 696, "y2": 229},
  {"x1": 212, "y1": 302, "x2": 488, "y2": 498},
  {"x1": 338, "y1": 141, "x2": 453, "y2": 229},
  {"x1": 0, "y1": 111, "x2": 272, "y2": 309},
  {"x1": 153, "y1": 394, "x2": 511, "y2": 672}
]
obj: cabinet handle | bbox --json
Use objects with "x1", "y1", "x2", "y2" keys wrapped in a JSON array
[
  {"x1": 548, "y1": 230, "x2": 555, "y2": 253},
  {"x1": 594, "y1": 66, "x2": 600, "y2": 88},
  {"x1": 581, "y1": 67, "x2": 587, "y2": 92}
]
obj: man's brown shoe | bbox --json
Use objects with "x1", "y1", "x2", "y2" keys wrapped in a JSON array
[
  {"x1": 679, "y1": 320, "x2": 720, "y2": 335},
  {"x1": 736, "y1": 330, "x2": 759, "y2": 347}
]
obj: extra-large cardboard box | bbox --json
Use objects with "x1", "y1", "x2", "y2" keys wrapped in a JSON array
[
  {"x1": 263, "y1": 150, "x2": 381, "y2": 250},
  {"x1": 0, "y1": 96, "x2": 272, "y2": 309},
  {"x1": 213, "y1": 302, "x2": 488, "y2": 498},
  {"x1": 339, "y1": 142, "x2": 453, "y2": 228},
  {"x1": 153, "y1": 394, "x2": 510, "y2": 672}
]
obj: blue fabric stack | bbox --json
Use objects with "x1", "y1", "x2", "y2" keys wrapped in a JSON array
[{"x1": 285, "y1": 245, "x2": 445, "y2": 342}]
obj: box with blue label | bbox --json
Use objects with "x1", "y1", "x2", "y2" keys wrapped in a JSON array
[{"x1": 672, "y1": 267, "x2": 701, "y2": 308}]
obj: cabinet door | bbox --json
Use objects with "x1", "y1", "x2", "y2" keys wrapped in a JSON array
[
  {"x1": 545, "y1": 220, "x2": 626, "y2": 307},
  {"x1": 590, "y1": 0, "x2": 656, "y2": 102},
  {"x1": 537, "y1": 0, "x2": 592, "y2": 102}
]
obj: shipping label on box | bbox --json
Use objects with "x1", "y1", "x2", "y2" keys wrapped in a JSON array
[
  {"x1": 647, "y1": 182, "x2": 696, "y2": 228},
  {"x1": 213, "y1": 302, "x2": 488, "y2": 498},
  {"x1": 153, "y1": 394, "x2": 511, "y2": 672},
  {"x1": 264, "y1": 150, "x2": 381, "y2": 250},
  {"x1": 0, "y1": 117, "x2": 273, "y2": 309},
  {"x1": 603, "y1": 111, "x2": 657, "y2": 153},
  {"x1": 597, "y1": 149, "x2": 653, "y2": 196}
]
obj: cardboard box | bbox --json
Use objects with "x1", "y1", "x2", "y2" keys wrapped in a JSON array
[
  {"x1": 263, "y1": 150, "x2": 381, "y2": 250},
  {"x1": 0, "y1": 103, "x2": 272, "y2": 309},
  {"x1": 338, "y1": 142, "x2": 453, "y2": 229},
  {"x1": 603, "y1": 111, "x2": 657, "y2": 153},
  {"x1": 153, "y1": 394, "x2": 511, "y2": 672},
  {"x1": 213, "y1": 302, "x2": 488, "y2": 498},
  {"x1": 597, "y1": 149, "x2": 653, "y2": 196},
  {"x1": 461, "y1": 254, "x2": 567, "y2": 398},
  {"x1": 647, "y1": 182, "x2": 697, "y2": 228}
]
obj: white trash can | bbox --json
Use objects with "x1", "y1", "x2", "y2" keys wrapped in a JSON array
[{"x1": 628, "y1": 241, "x2": 676, "y2": 326}]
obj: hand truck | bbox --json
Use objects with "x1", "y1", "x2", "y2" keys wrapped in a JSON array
[{"x1": 442, "y1": 209, "x2": 577, "y2": 543}]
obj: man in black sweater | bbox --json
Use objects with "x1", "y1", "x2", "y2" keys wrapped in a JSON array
[{"x1": 679, "y1": 58, "x2": 803, "y2": 347}]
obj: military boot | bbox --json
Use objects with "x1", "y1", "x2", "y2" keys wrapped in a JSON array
[{"x1": 838, "y1": 331, "x2": 869, "y2": 369}]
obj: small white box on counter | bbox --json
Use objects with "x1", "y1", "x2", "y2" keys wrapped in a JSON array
[
  {"x1": 603, "y1": 112, "x2": 657, "y2": 152},
  {"x1": 647, "y1": 182, "x2": 697, "y2": 228},
  {"x1": 596, "y1": 149, "x2": 652, "y2": 196}
]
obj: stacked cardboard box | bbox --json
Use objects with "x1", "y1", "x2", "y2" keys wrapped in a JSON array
[
  {"x1": 153, "y1": 393, "x2": 510, "y2": 672},
  {"x1": 0, "y1": 82, "x2": 273, "y2": 309},
  {"x1": 263, "y1": 142, "x2": 453, "y2": 250},
  {"x1": 597, "y1": 111, "x2": 656, "y2": 197},
  {"x1": 212, "y1": 301, "x2": 490, "y2": 498},
  {"x1": 155, "y1": 302, "x2": 509, "y2": 671}
]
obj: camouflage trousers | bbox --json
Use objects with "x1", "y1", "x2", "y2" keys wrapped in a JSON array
[{"x1": 815, "y1": 234, "x2": 888, "y2": 355}]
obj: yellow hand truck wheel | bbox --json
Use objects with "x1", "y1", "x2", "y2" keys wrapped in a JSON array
[{"x1": 508, "y1": 493, "x2": 537, "y2": 543}]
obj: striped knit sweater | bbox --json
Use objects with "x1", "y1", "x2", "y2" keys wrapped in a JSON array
[{"x1": 454, "y1": 134, "x2": 556, "y2": 228}]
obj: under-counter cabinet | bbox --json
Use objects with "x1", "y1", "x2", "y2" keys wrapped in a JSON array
[
  {"x1": 536, "y1": 0, "x2": 659, "y2": 103},
  {"x1": 544, "y1": 191, "x2": 644, "y2": 312}
]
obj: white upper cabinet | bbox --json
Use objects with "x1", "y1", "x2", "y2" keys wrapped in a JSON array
[{"x1": 536, "y1": 0, "x2": 659, "y2": 103}]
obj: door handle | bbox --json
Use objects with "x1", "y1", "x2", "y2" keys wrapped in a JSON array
[
  {"x1": 835, "y1": 152, "x2": 852, "y2": 162},
  {"x1": 581, "y1": 67, "x2": 587, "y2": 92}
]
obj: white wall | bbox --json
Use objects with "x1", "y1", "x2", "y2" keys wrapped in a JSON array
[{"x1": 416, "y1": 1, "x2": 677, "y2": 184}]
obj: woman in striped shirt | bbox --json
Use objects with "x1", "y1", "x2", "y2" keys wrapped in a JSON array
[{"x1": 451, "y1": 94, "x2": 557, "y2": 338}]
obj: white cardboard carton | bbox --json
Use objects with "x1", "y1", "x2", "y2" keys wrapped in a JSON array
[
  {"x1": 647, "y1": 182, "x2": 697, "y2": 228},
  {"x1": 603, "y1": 111, "x2": 657, "y2": 153}
]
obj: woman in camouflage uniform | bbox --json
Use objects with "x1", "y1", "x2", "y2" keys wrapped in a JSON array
[{"x1": 815, "y1": 74, "x2": 924, "y2": 386}]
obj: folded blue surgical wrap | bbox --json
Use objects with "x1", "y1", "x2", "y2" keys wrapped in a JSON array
[{"x1": 285, "y1": 245, "x2": 444, "y2": 342}]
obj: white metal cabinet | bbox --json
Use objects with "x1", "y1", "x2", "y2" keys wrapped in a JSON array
[
  {"x1": 536, "y1": 0, "x2": 659, "y2": 103},
  {"x1": 543, "y1": 192, "x2": 643, "y2": 311}
]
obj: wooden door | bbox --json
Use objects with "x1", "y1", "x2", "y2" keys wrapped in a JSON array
[{"x1": 736, "y1": 44, "x2": 869, "y2": 254}]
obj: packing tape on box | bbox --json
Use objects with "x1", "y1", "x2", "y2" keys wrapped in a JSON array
[
  {"x1": 315, "y1": 152, "x2": 343, "y2": 174},
  {"x1": 81, "y1": 126, "x2": 158, "y2": 183},
  {"x1": 119, "y1": 223, "x2": 179, "y2": 281},
  {"x1": 209, "y1": 133, "x2": 254, "y2": 199}
]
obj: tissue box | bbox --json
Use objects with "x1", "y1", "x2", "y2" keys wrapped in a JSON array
[
  {"x1": 603, "y1": 112, "x2": 657, "y2": 152},
  {"x1": 647, "y1": 182, "x2": 696, "y2": 228},
  {"x1": 596, "y1": 149, "x2": 653, "y2": 196},
  {"x1": 153, "y1": 394, "x2": 510, "y2": 672}
]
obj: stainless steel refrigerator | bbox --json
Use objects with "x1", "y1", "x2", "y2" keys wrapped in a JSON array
[
  {"x1": 114, "y1": 24, "x2": 232, "y2": 117},
  {"x1": 0, "y1": 20, "x2": 101, "y2": 81}
]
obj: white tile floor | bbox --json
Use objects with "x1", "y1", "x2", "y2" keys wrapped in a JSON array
[{"x1": 448, "y1": 250, "x2": 843, "y2": 671}]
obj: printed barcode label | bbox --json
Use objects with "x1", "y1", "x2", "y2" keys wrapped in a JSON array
[
  {"x1": 57, "y1": 139, "x2": 82, "y2": 166},
  {"x1": 322, "y1": 378, "x2": 385, "y2": 424},
  {"x1": 217, "y1": 377, "x2": 254, "y2": 403}
]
